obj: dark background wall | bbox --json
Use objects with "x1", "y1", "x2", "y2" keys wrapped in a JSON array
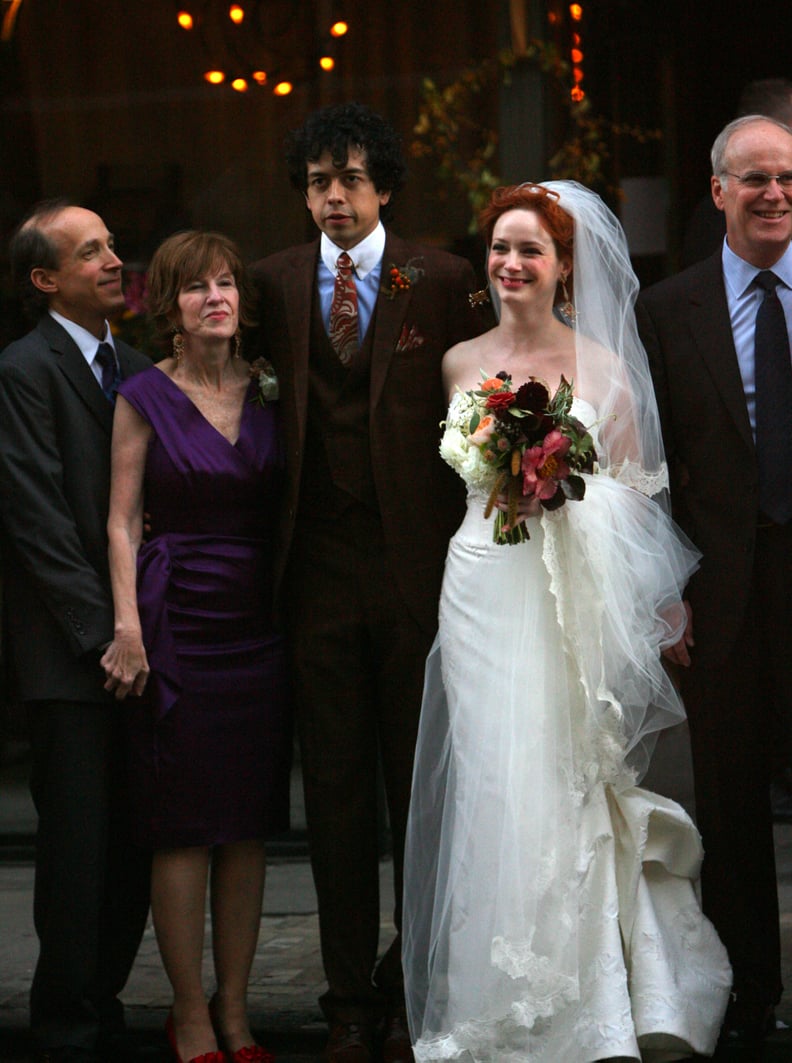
[{"x1": 0, "y1": 0, "x2": 791, "y2": 321}]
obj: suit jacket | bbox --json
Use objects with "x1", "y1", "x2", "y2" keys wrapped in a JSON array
[
  {"x1": 0, "y1": 314, "x2": 150, "y2": 702},
  {"x1": 251, "y1": 231, "x2": 486, "y2": 634},
  {"x1": 636, "y1": 251, "x2": 763, "y2": 667}
]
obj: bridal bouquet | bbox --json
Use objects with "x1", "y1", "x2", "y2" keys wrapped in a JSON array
[{"x1": 442, "y1": 371, "x2": 596, "y2": 544}]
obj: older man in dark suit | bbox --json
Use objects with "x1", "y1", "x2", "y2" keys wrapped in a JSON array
[
  {"x1": 252, "y1": 103, "x2": 486, "y2": 1063},
  {"x1": 0, "y1": 201, "x2": 151, "y2": 1062},
  {"x1": 637, "y1": 115, "x2": 792, "y2": 1045}
]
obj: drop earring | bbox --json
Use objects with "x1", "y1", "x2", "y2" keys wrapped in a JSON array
[{"x1": 557, "y1": 277, "x2": 577, "y2": 325}]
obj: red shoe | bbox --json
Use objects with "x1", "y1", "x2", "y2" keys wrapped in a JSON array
[
  {"x1": 165, "y1": 1012, "x2": 228, "y2": 1063},
  {"x1": 207, "y1": 995, "x2": 275, "y2": 1063},
  {"x1": 228, "y1": 1047, "x2": 275, "y2": 1063}
]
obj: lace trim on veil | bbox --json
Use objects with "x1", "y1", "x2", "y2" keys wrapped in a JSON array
[
  {"x1": 541, "y1": 504, "x2": 638, "y2": 797},
  {"x1": 607, "y1": 459, "x2": 669, "y2": 498}
]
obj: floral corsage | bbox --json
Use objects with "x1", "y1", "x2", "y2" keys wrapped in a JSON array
[{"x1": 249, "y1": 357, "x2": 279, "y2": 404}]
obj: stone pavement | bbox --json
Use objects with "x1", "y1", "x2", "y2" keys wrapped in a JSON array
[
  {"x1": 0, "y1": 855, "x2": 399, "y2": 1062},
  {"x1": 4, "y1": 742, "x2": 792, "y2": 1062},
  {"x1": 0, "y1": 743, "x2": 384, "y2": 1062}
]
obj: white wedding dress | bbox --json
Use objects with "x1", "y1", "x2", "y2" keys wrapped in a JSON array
[{"x1": 402, "y1": 396, "x2": 732, "y2": 1063}]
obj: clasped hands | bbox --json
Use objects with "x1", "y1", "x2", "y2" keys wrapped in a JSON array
[{"x1": 101, "y1": 631, "x2": 150, "y2": 700}]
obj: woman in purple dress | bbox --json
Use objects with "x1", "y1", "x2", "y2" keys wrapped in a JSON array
[{"x1": 101, "y1": 231, "x2": 289, "y2": 1063}]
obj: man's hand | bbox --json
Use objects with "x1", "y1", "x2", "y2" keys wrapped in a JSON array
[{"x1": 662, "y1": 599, "x2": 694, "y2": 668}]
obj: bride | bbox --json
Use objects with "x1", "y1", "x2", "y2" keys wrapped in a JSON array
[{"x1": 402, "y1": 182, "x2": 732, "y2": 1062}]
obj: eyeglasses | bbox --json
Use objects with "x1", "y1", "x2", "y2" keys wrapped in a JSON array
[{"x1": 721, "y1": 170, "x2": 792, "y2": 189}]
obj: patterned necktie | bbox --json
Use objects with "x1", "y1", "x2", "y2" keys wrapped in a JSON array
[
  {"x1": 754, "y1": 270, "x2": 792, "y2": 523},
  {"x1": 328, "y1": 251, "x2": 358, "y2": 366},
  {"x1": 95, "y1": 341, "x2": 120, "y2": 404}
]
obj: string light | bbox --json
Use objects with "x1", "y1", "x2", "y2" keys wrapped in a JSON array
[
  {"x1": 185, "y1": 5, "x2": 348, "y2": 95},
  {"x1": 568, "y1": 5, "x2": 585, "y2": 101},
  {"x1": 1, "y1": 0, "x2": 26, "y2": 42}
]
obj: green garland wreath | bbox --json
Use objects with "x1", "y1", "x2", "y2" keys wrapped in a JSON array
[{"x1": 412, "y1": 45, "x2": 660, "y2": 231}]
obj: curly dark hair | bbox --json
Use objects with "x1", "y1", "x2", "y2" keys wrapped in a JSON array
[
  {"x1": 10, "y1": 197, "x2": 76, "y2": 321},
  {"x1": 285, "y1": 102, "x2": 406, "y2": 220}
]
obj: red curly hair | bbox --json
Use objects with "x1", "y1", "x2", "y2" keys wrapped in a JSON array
[{"x1": 479, "y1": 184, "x2": 574, "y2": 261}]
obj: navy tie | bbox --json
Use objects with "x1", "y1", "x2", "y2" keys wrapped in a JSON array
[
  {"x1": 95, "y1": 342, "x2": 120, "y2": 404},
  {"x1": 754, "y1": 270, "x2": 792, "y2": 523}
]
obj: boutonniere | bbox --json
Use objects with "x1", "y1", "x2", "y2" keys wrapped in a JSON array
[
  {"x1": 249, "y1": 357, "x2": 279, "y2": 404},
  {"x1": 381, "y1": 257, "x2": 425, "y2": 299},
  {"x1": 395, "y1": 323, "x2": 425, "y2": 353}
]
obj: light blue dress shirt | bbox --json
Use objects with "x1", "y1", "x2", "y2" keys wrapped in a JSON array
[
  {"x1": 721, "y1": 238, "x2": 792, "y2": 438},
  {"x1": 318, "y1": 222, "x2": 386, "y2": 346}
]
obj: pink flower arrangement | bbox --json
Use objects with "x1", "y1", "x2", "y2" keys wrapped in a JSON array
[{"x1": 522, "y1": 430, "x2": 572, "y2": 500}]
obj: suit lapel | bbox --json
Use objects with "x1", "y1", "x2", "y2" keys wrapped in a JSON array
[
  {"x1": 281, "y1": 242, "x2": 318, "y2": 447},
  {"x1": 39, "y1": 316, "x2": 114, "y2": 435},
  {"x1": 370, "y1": 233, "x2": 413, "y2": 410},
  {"x1": 688, "y1": 255, "x2": 755, "y2": 453}
]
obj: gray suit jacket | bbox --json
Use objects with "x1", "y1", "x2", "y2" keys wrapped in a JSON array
[{"x1": 0, "y1": 314, "x2": 150, "y2": 701}]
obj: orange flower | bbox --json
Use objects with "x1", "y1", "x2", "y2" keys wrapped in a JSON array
[
  {"x1": 469, "y1": 414, "x2": 496, "y2": 445},
  {"x1": 480, "y1": 378, "x2": 503, "y2": 393}
]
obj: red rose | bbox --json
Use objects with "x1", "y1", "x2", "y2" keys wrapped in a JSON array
[{"x1": 485, "y1": 391, "x2": 517, "y2": 412}]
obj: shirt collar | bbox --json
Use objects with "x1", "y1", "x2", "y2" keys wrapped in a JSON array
[
  {"x1": 320, "y1": 222, "x2": 386, "y2": 280},
  {"x1": 722, "y1": 237, "x2": 792, "y2": 298},
  {"x1": 49, "y1": 310, "x2": 115, "y2": 362}
]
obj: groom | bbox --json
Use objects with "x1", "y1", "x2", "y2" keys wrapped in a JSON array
[{"x1": 251, "y1": 102, "x2": 487, "y2": 1062}]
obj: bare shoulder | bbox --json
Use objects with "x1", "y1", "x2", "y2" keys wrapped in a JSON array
[{"x1": 442, "y1": 334, "x2": 493, "y2": 396}]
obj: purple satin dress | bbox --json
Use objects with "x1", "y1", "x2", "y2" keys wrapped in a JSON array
[{"x1": 119, "y1": 366, "x2": 290, "y2": 848}]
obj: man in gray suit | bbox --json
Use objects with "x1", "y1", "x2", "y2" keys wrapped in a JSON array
[
  {"x1": 0, "y1": 201, "x2": 151, "y2": 1062},
  {"x1": 637, "y1": 115, "x2": 792, "y2": 1045}
]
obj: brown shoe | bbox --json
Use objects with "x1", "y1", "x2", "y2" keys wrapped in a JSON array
[
  {"x1": 325, "y1": 1022, "x2": 375, "y2": 1063},
  {"x1": 381, "y1": 1008, "x2": 414, "y2": 1063}
]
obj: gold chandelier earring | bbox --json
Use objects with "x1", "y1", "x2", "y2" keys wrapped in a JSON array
[
  {"x1": 172, "y1": 329, "x2": 185, "y2": 362},
  {"x1": 557, "y1": 277, "x2": 577, "y2": 326},
  {"x1": 233, "y1": 329, "x2": 242, "y2": 358}
]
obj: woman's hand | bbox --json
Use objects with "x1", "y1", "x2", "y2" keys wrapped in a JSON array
[
  {"x1": 493, "y1": 489, "x2": 543, "y2": 530},
  {"x1": 101, "y1": 632, "x2": 150, "y2": 700}
]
